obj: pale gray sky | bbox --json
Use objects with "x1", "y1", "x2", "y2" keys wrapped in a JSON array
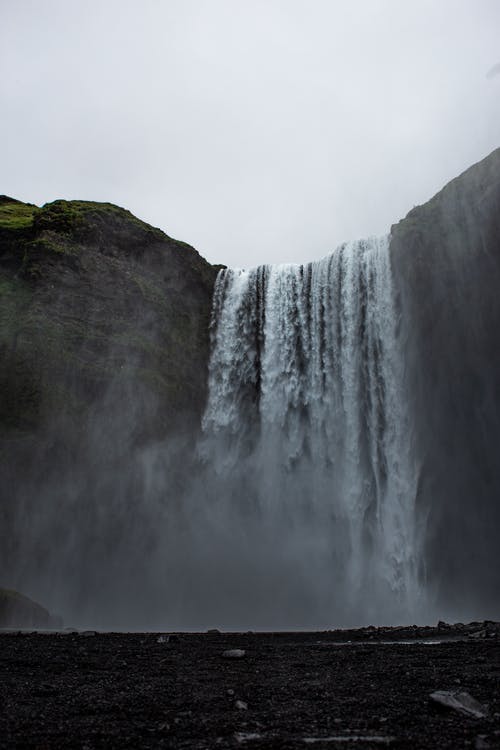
[{"x1": 1, "y1": 0, "x2": 499, "y2": 267}]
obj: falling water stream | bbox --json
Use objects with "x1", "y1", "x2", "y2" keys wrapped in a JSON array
[{"x1": 199, "y1": 236, "x2": 421, "y2": 626}]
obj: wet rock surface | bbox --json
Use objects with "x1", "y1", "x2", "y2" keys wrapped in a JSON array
[
  {"x1": 390, "y1": 146, "x2": 500, "y2": 616},
  {"x1": 429, "y1": 690, "x2": 488, "y2": 719},
  {"x1": 0, "y1": 624, "x2": 499, "y2": 748}
]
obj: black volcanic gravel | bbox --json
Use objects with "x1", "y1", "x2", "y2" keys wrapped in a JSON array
[{"x1": 0, "y1": 625, "x2": 499, "y2": 749}]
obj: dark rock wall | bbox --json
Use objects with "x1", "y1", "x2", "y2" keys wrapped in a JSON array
[
  {"x1": 0, "y1": 197, "x2": 219, "y2": 445},
  {"x1": 0, "y1": 198, "x2": 220, "y2": 613},
  {"x1": 390, "y1": 148, "x2": 500, "y2": 618}
]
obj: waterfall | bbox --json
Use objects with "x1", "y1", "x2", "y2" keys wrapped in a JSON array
[
  {"x1": 200, "y1": 236, "x2": 421, "y2": 626},
  {"x1": 2, "y1": 235, "x2": 423, "y2": 630}
]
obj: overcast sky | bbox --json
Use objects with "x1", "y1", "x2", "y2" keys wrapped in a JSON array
[{"x1": 2, "y1": 1, "x2": 499, "y2": 267}]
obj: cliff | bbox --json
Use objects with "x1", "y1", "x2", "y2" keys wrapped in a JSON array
[
  {"x1": 0, "y1": 198, "x2": 221, "y2": 620},
  {"x1": 390, "y1": 147, "x2": 500, "y2": 616},
  {"x1": 0, "y1": 197, "x2": 219, "y2": 445}
]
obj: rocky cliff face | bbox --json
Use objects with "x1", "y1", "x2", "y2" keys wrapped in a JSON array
[
  {"x1": 390, "y1": 147, "x2": 500, "y2": 618},
  {"x1": 0, "y1": 198, "x2": 220, "y2": 620},
  {"x1": 0, "y1": 197, "x2": 219, "y2": 445}
]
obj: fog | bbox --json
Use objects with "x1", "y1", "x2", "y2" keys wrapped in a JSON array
[
  {"x1": 3, "y1": 222, "x2": 500, "y2": 631},
  {"x1": 1, "y1": 0, "x2": 499, "y2": 267}
]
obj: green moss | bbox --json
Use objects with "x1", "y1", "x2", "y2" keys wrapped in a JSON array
[
  {"x1": 35, "y1": 201, "x2": 86, "y2": 233},
  {"x1": 0, "y1": 200, "x2": 38, "y2": 230},
  {"x1": 0, "y1": 197, "x2": 164, "y2": 238},
  {"x1": 35, "y1": 199, "x2": 165, "y2": 239}
]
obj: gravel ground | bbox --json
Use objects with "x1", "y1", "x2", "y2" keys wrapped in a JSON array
[{"x1": 0, "y1": 624, "x2": 499, "y2": 749}]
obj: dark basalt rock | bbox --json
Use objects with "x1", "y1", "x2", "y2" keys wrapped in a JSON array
[
  {"x1": 390, "y1": 147, "x2": 500, "y2": 618},
  {"x1": 429, "y1": 690, "x2": 487, "y2": 719},
  {"x1": 0, "y1": 197, "x2": 222, "y2": 611}
]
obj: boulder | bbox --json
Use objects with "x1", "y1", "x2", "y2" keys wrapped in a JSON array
[{"x1": 0, "y1": 587, "x2": 61, "y2": 628}]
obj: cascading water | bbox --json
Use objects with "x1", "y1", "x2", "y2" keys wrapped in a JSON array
[
  {"x1": 200, "y1": 236, "x2": 421, "y2": 627},
  {"x1": 1, "y1": 235, "x2": 424, "y2": 630}
]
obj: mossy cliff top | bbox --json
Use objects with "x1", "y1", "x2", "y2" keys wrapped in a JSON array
[
  {"x1": 0, "y1": 196, "x2": 38, "y2": 230},
  {"x1": 0, "y1": 195, "x2": 164, "y2": 233},
  {"x1": 0, "y1": 195, "x2": 220, "y2": 281}
]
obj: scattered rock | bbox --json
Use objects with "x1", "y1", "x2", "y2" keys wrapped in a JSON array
[
  {"x1": 234, "y1": 732, "x2": 262, "y2": 743},
  {"x1": 157, "y1": 634, "x2": 180, "y2": 644},
  {"x1": 1, "y1": 628, "x2": 498, "y2": 748},
  {"x1": 222, "y1": 649, "x2": 246, "y2": 659},
  {"x1": 235, "y1": 700, "x2": 248, "y2": 710},
  {"x1": 468, "y1": 630, "x2": 487, "y2": 639},
  {"x1": 429, "y1": 690, "x2": 487, "y2": 718},
  {"x1": 475, "y1": 735, "x2": 490, "y2": 750}
]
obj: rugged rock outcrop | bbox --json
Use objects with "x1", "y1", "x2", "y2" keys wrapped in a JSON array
[
  {"x1": 0, "y1": 196, "x2": 220, "y2": 444},
  {"x1": 390, "y1": 147, "x2": 500, "y2": 618},
  {"x1": 0, "y1": 197, "x2": 220, "y2": 620}
]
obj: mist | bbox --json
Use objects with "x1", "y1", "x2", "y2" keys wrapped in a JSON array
[
  {"x1": 4, "y1": 200, "x2": 500, "y2": 631},
  {"x1": 0, "y1": 237, "x2": 422, "y2": 631}
]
